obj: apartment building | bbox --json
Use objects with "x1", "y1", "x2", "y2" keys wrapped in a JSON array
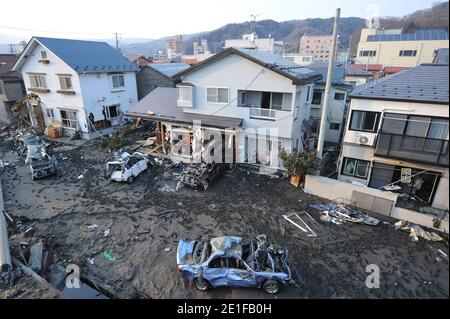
[
  {"x1": 193, "y1": 40, "x2": 210, "y2": 55},
  {"x1": 299, "y1": 34, "x2": 340, "y2": 62},
  {"x1": 224, "y1": 33, "x2": 284, "y2": 55},
  {"x1": 12, "y1": 37, "x2": 138, "y2": 139},
  {"x1": 126, "y1": 48, "x2": 321, "y2": 170},
  {"x1": 284, "y1": 53, "x2": 315, "y2": 66},
  {"x1": 166, "y1": 35, "x2": 185, "y2": 62},
  {"x1": 356, "y1": 28, "x2": 449, "y2": 67},
  {"x1": 338, "y1": 64, "x2": 448, "y2": 216}
]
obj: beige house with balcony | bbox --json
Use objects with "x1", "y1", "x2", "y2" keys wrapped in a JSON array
[
  {"x1": 338, "y1": 64, "x2": 448, "y2": 220},
  {"x1": 356, "y1": 28, "x2": 449, "y2": 67},
  {"x1": 126, "y1": 48, "x2": 321, "y2": 170}
]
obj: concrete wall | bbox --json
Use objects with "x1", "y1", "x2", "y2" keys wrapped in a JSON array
[{"x1": 136, "y1": 67, "x2": 175, "y2": 100}]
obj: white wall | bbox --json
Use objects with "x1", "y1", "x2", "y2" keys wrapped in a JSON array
[{"x1": 179, "y1": 54, "x2": 306, "y2": 139}]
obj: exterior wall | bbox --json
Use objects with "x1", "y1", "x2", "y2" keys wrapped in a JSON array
[
  {"x1": 224, "y1": 38, "x2": 283, "y2": 54},
  {"x1": 338, "y1": 98, "x2": 449, "y2": 212},
  {"x1": 136, "y1": 67, "x2": 174, "y2": 100},
  {"x1": 0, "y1": 80, "x2": 25, "y2": 124},
  {"x1": 284, "y1": 54, "x2": 315, "y2": 66},
  {"x1": 310, "y1": 84, "x2": 348, "y2": 144},
  {"x1": 357, "y1": 28, "x2": 449, "y2": 67},
  {"x1": 299, "y1": 35, "x2": 339, "y2": 62},
  {"x1": 179, "y1": 54, "x2": 305, "y2": 140},
  {"x1": 344, "y1": 75, "x2": 370, "y2": 87}
]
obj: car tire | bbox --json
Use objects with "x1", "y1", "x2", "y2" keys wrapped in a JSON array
[
  {"x1": 193, "y1": 278, "x2": 210, "y2": 292},
  {"x1": 127, "y1": 176, "x2": 134, "y2": 184},
  {"x1": 262, "y1": 280, "x2": 281, "y2": 294}
]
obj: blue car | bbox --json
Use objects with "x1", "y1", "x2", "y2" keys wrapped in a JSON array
[{"x1": 177, "y1": 235, "x2": 293, "y2": 294}]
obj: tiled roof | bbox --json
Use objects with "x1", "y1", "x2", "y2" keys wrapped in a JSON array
[
  {"x1": 350, "y1": 64, "x2": 383, "y2": 72},
  {"x1": 350, "y1": 64, "x2": 449, "y2": 104},
  {"x1": 34, "y1": 37, "x2": 138, "y2": 73},
  {"x1": 345, "y1": 65, "x2": 373, "y2": 76}
]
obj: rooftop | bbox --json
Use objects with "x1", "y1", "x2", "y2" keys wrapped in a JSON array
[
  {"x1": 350, "y1": 64, "x2": 449, "y2": 105},
  {"x1": 174, "y1": 47, "x2": 321, "y2": 85},
  {"x1": 0, "y1": 54, "x2": 21, "y2": 79},
  {"x1": 305, "y1": 62, "x2": 352, "y2": 88},
  {"x1": 367, "y1": 29, "x2": 449, "y2": 42},
  {"x1": 15, "y1": 37, "x2": 138, "y2": 73},
  {"x1": 125, "y1": 87, "x2": 243, "y2": 129}
]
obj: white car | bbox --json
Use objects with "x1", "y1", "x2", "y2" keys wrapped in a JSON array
[{"x1": 107, "y1": 152, "x2": 150, "y2": 183}]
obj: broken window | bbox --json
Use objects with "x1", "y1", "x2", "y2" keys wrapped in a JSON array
[{"x1": 342, "y1": 157, "x2": 370, "y2": 179}]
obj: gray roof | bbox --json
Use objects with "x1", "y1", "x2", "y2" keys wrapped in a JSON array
[
  {"x1": 345, "y1": 65, "x2": 373, "y2": 77},
  {"x1": 148, "y1": 63, "x2": 190, "y2": 78},
  {"x1": 350, "y1": 64, "x2": 449, "y2": 104},
  {"x1": 33, "y1": 37, "x2": 138, "y2": 73},
  {"x1": 174, "y1": 47, "x2": 322, "y2": 85},
  {"x1": 305, "y1": 62, "x2": 352, "y2": 88},
  {"x1": 125, "y1": 87, "x2": 243, "y2": 129},
  {"x1": 0, "y1": 54, "x2": 21, "y2": 79}
]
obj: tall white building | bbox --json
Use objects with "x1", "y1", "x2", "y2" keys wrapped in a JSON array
[{"x1": 224, "y1": 33, "x2": 284, "y2": 55}]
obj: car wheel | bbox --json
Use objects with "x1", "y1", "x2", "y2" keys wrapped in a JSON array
[
  {"x1": 127, "y1": 176, "x2": 134, "y2": 184},
  {"x1": 201, "y1": 179, "x2": 210, "y2": 191},
  {"x1": 262, "y1": 280, "x2": 281, "y2": 294},
  {"x1": 194, "y1": 278, "x2": 209, "y2": 292}
]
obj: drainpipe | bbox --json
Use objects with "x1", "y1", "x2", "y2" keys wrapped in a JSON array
[
  {"x1": 0, "y1": 179, "x2": 12, "y2": 288},
  {"x1": 317, "y1": 8, "x2": 340, "y2": 159}
]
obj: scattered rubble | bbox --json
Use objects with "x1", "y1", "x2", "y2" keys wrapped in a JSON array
[{"x1": 394, "y1": 220, "x2": 443, "y2": 242}]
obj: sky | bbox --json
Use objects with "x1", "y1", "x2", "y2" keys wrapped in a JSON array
[{"x1": 0, "y1": 0, "x2": 442, "y2": 42}]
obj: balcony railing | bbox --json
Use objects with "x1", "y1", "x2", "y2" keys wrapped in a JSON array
[
  {"x1": 249, "y1": 108, "x2": 277, "y2": 120},
  {"x1": 375, "y1": 132, "x2": 449, "y2": 167}
]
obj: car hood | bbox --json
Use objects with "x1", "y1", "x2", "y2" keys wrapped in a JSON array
[
  {"x1": 177, "y1": 239, "x2": 196, "y2": 265},
  {"x1": 111, "y1": 171, "x2": 125, "y2": 179}
]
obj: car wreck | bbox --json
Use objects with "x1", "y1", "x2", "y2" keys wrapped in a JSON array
[
  {"x1": 177, "y1": 235, "x2": 293, "y2": 294},
  {"x1": 14, "y1": 133, "x2": 57, "y2": 180},
  {"x1": 106, "y1": 151, "x2": 151, "y2": 183},
  {"x1": 179, "y1": 163, "x2": 227, "y2": 191}
]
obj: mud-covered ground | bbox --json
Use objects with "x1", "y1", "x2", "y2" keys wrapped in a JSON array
[{"x1": 0, "y1": 139, "x2": 448, "y2": 299}]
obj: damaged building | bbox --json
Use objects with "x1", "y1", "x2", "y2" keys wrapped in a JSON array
[{"x1": 126, "y1": 47, "x2": 321, "y2": 170}]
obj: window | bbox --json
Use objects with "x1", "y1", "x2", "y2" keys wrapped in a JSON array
[
  {"x1": 271, "y1": 93, "x2": 283, "y2": 110},
  {"x1": 111, "y1": 75, "x2": 125, "y2": 89},
  {"x1": 239, "y1": 91, "x2": 246, "y2": 106},
  {"x1": 58, "y1": 75, "x2": 73, "y2": 90},
  {"x1": 334, "y1": 92, "x2": 345, "y2": 101},
  {"x1": 60, "y1": 110, "x2": 78, "y2": 129},
  {"x1": 312, "y1": 90, "x2": 322, "y2": 105},
  {"x1": 342, "y1": 157, "x2": 370, "y2": 179},
  {"x1": 105, "y1": 105, "x2": 119, "y2": 119},
  {"x1": 381, "y1": 113, "x2": 449, "y2": 140},
  {"x1": 306, "y1": 86, "x2": 312, "y2": 103},
  {"x1": 28, "y1": 74, "x2": 47, "y2": 88},
  {"x1": 359, "y1": 50, "x2": 377, "y2": 57},
  {"x1": 206, "y1": 87, "x2": 229, "y2": 104},
  {"x1": 350, "y1": 110, "x2": 380, "y2": 132},
  {"x1": 177, "y1": 86, "x2": 192, "y2": 102},
  {"x1": 329, "y1": 123, "x2": 340, "y2": 130},
  {"x1": 381, "y1": 113, "x2": 408, "y2": 134},
  {"x1": 45, "y1": 108, "x2": 54, "y2": 119},
  {"x1": 41, "y1": 51, "x2": 47, "y2": 59},
  {"x1": 399, "y1": 50, "x2": 417, "y2": 57}
]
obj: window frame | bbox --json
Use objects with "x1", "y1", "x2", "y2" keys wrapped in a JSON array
[
  {"x1": 329, "y1": 122, "x2": 340, "y2": 130},
  {"x1": 206, "y1": 87, "x2": 229, "y2": 104},
  {"x1": 177, "y1": 86, "x2": 193, "y2": 103},
  {"x1": 305, "y1": 85, "x2": 313, "y2": 103},
  {"x1": 60, "y1": 110, "x2": 78, "y2": 129},
  {"x1": 28, "y1": 73, "x2": 47, "y2": 89},
  {"x1": 399, "y1": 50, "x2": 417, "y2": 57},
  {"x1": 349, "y1": 110, "x2": 381, "y2": 133},
  {"x1": 58, "y1": 75, "x2": 73, "y2": 90},
  {"x1": 105, "y1": 104, "x2": 120, "y2": 119},
  {"x1": 312, "y1": 90, "x2": 322, "y2": 105},
  {"x1": 334, "y1": 92, "x2": 346, "y2": 101},
  {"x1": 111, "y1": 74, "x2": 125, "y2": 90},
  {"x1": 45, "y1": 108, "x2": 55, "y2": 119},
  {"x1": 341, "y1": 157, "x2": 370, "y2": 179},
  {"x1": 359, "y1": 50, "x2": 377, "y2": 57},
  {"x1": 41, "y1": 51, "x2": 47, "y2": 59}
]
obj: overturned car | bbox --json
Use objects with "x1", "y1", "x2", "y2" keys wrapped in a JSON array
[
  {"x1": 179, "y1": 163, "x2": 227, "y2": 191},
  {"x1": 106, "y1": 151, "x2": 151, "y2": 183},
  {"x1": 177, "y1": 235, "x2": 293, "y2": 294}
]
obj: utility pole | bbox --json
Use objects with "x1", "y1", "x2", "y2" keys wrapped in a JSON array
[
  {"x1": 114, "y1": 32, "x2": 120, "y2": 51},
  {"x1": 317, "y1": 8, "x2": 340, "y2": 159},
  {"x1": 9, "y1": 44, "x2": 15, "y2": 54}
]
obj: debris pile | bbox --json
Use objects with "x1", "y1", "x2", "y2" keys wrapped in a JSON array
[
  {"x1": 310, "y1": 203, "x2": 381, "y2": 226},
  {"x1": 179, "y1": 163, "x2": 227, "y2": 191},
  {"x1": 394, "y1": 220, "x2": 444, "y2": 242}
]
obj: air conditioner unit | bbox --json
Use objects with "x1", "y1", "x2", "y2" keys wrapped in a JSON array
[{"x1": 358, "y1": 135, "x2": 369, "y2": 145}]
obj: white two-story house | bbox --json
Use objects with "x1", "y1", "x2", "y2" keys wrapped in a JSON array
[
  {"x1": 12, "y1": 37, "x2": 138, "y2": 139},
  {"x1": 126, "y1": 48, "x2": 321, "y2": 169},
  {"x1": 338, "y1": 64, "x2": 448, "y2": 217}
]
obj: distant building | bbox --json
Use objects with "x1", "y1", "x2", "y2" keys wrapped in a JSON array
[
  {"x1": 12, "y1": 37, "x2": 138, "y2": 139},
  {"x1": 125, "y1": 54, "x2": 153, "y2": 68},
  {"x1": 182, "y1": 53, "x2": 215, "y2": 65},
  {"x1": 166, "y1": 35, "x2": 185, "y2": 62},
  {"x1": 224, "y1": 33, "x2": 284, "y2": 55},
  {"x1": 283, "y1": 53, "x2": 315, "y2": 66},
  {"x1": 299, "y1": 34, "x2": 340, "y2": 62},
  {"x1": 193, "y1": 39, "x2": 210, "y2": 55},
  {"x1": 338, "y1": 63, "x2": 448, "y2": 219},
  {"x1": 344, "y1": 65, "x2": 373, "y2": 87},
  {"x1": 153, "y1": 50, "x2": 168, "y2": 64},
  {"x1": 136, "y1": 63, "x2": 190, "y2": 100},
  {"x1": 356, "y1": 28, "x2": 449, "y2": 67},
  {"x1": 0, "y1": 54, "x2": 26, "y2": 125}
]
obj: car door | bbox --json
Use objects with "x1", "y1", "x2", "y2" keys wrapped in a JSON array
[
  {"x1": 202, "y1": 257, "x2": 229, "y2": 287},
  {"x1": 225, "y1": 258, "x2": 258, "y2": 288}
]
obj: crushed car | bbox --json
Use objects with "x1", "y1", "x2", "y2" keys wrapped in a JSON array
[
  {"x1": 106, "y1": 151, "x2": 150, "y2": 183},
  {"x1": 15, "y1": 133, "x2": 57, "y2": 180},
  {"x1": 179, "y1": 163, "x2": 227, "y2": 190},
  {"x1": 177, "y1": 235, "x2": 293, "y2": 294}
]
